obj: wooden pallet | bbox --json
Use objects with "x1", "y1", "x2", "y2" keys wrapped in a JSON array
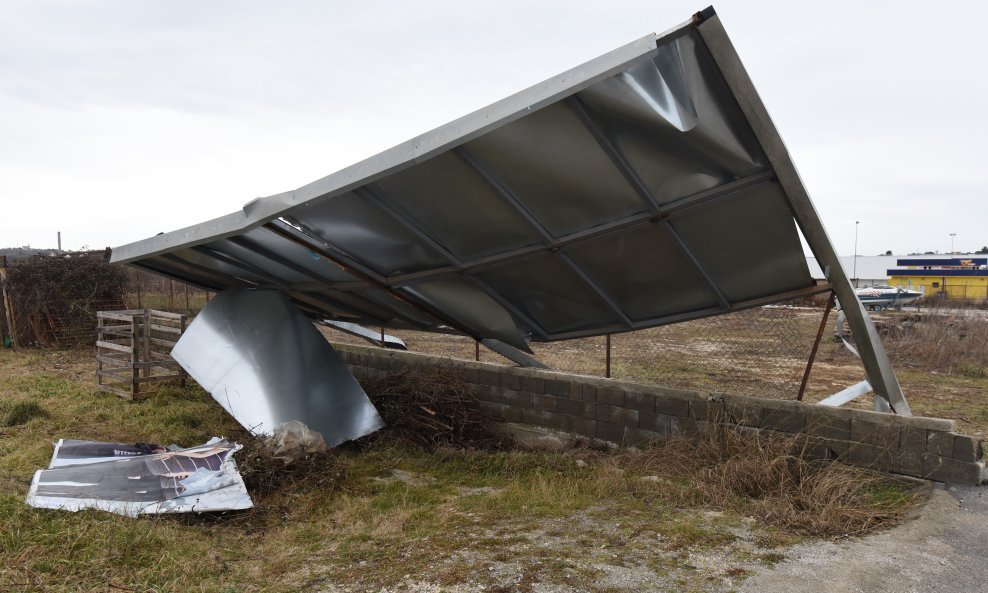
[{"x1": 96, "y1": 309, "x2": 187, "y2": 400}]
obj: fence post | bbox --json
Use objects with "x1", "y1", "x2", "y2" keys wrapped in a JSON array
[
  {"x1": 797, "y1": 291, "x2": 836, "y2": 401},
  {"x1": 179, "y1": 314, "x2": 187, "y2": 388},
  {"x1": 605, "y1": 334, "x2": 611, "y2": 378},
  {"x1": 475, "y1": 339, "x2": 480, "y2": 362},
  {"x1": 168, "y1": 279, "x2": 174, "y2": 311},
  {"x1": 136, "y1": 269, "x2": 143, "y2": 309},
  {"x1": 142, "y1": 310, "x2": 152, "y2": 381},
  {"x1": 0, "y1": 256, "x2": 15, "y2": 345},
  {"x1": 130, "y1": 314, "x2": 140, "y2": 398}
]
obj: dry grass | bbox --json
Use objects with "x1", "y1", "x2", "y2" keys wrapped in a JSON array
[
  {"x1": 616, "y1": 426, "x2": 917, "y2": 537},
  {"x1": 879, "y1": 306, "x2": 988, "y2": 378}
]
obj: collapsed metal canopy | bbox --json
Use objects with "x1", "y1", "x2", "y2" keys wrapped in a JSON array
[{"x1": 111, "y1": 7, "x2": 909, "y2": 413}]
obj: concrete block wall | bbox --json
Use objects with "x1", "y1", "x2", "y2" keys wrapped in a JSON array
[{"x1": 333, "y1": 342, "x2": 986, "y2": 484}]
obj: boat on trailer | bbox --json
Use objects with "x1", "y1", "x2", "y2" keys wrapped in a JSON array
[{"x1": 855, "y1": 285, "x2": 923, "y2": 310}]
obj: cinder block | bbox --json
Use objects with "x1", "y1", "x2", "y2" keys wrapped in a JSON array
[
  {"x1": 927, "y1": 431, "x2": 955, "y2": 457},
  {"x1": 847, "y1": 442, "x2": 895, "y2": 470},
  {"x1": 595, "y1": 403, "x2": 617, "y2": 422},
  {"x1": 533, "y1": 393, "x2": 558, "y2": 412},
  {"x1": 478, "y1": 369, "x2": 501, "y2": 387},
  {"x1": 952, "y1": 434, "x2": 984, "y2": 463},
  {"x1": 543, "y1": 412, "x2": 571, "y2": 432},
  {"x1": 570, "y1": 417, "x2": 597, "y2": 438},
  {"x1": 670, "y1": 416, "x2": 700, "y2": 436},
  {"x1": 580, "y1": 383, "x2": 598, "y2": 402},
  {"x1": 461, "y1": 367, "x2": 480, "y2": 384},
  {"x1": 521, "y1": 408, "x2": 568, "y2": 431},
  {"x1": 597, "y1": 386, "x2": 625, "y2": 407},
  {"x1": 895, "y1": 415, "x2": 956, "y2": 432},
  {"x1": 622, "y1": 427, "x2": 645, "y2": 446},
  {"x1": 595, "y1": 421, "x2": 625, "y2": 443},
  {"x1": 621, "y1": 409, "x2": 639, "y2": 428},
  {"x1": 725, "y1": 399, "x2": 761, "y2": 427},
  {"x1": 478, "y1": 401, "x2": 507, "y2": 421},
  {"x1": 690, "y1": 395, "x2": 724, "y2": 422},
  {"x1": 922, "y1": 455, "x2": 983, "y2": 484},
  {"x1": 500, "y1": 389, "x2": 533, "y2": 408},
  {"x1": 760, "y1": 409, "x2": 806, "y2": 433},
  {"x1": 637, "y1": 428, "x2": 665, "y2": 444},
  {"x1": 545, "y1": 379, "x2": 572, "y2": 397},
  {"x1": 556, "y1": 397, "x2": 585, "y2": 417},
  {"x1": 521, "y1": 376, "x2": 545, "y2": 394},
  {"x1": 819, "y1": 438, "x2": 850, "y2": 458},
  {"x1": 640, "y1": 412, "x2": 672, "y2": 435},
  {"x1": 896, "y1": 427, "x2": 928, "y2": 476},
  {"x1": 805, "y1": 407, "x2": 853, "y2": 441},
  {"x1": 470, "y1": 384, "x2": 497, "y2": 402},
  {"x1": 503, "y1": 404, "x2": 524, "y2": 423},
  {"x1": 654, "y1": 395, "x2": 690, "y2": 418},
  {"x1": 625, "y1": 390, "x2": 656, "y2": 413},
  {"x1": 850, "y1": 417, "x2": 900, "y2": 449},
  {"x1": 499, "y1": 373, "x2": 523, "y2": 391}
]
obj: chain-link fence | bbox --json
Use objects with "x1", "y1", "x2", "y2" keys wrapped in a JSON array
[{"x1": 320, "y1": 297, "x2": 844, "y2": 402}]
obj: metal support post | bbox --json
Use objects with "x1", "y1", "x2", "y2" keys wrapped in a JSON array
[{"x1": 797, "y1": 291, "x2": 835, "y2": 401}]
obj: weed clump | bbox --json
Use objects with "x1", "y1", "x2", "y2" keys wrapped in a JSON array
[
  {"x1": 620, "y1": 425, "x2": 921, "y2": 536},
  {"x1": 3, "y1": 401, "x2": 48, "y2": 426}
]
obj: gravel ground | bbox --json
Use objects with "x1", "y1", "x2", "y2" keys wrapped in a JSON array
[{"x1": 739, "y1": 484, "x2": 988, "y2": 593}]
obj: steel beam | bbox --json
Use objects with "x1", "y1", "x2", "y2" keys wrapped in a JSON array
[{"x1": 695, "y1": 11, "x2": 909, "y2": 414}]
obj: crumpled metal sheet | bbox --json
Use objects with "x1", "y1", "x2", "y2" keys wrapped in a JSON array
[
  {"x1": 171, "y1": 288, "x2": 384, "y2": 446},
  {"x1": 25, "y1": 437, "x2": 252, "y2": 517}
]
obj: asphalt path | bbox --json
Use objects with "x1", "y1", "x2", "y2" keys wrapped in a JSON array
[{"x1": 739, "y1": 484, "x2": 988, "y2": 593}]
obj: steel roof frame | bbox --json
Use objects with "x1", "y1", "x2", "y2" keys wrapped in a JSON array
[{"x1": 111, "y1": 7, "x2": 909, "y2": 413}]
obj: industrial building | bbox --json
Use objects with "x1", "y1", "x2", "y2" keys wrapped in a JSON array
[
  {"x1": 807, "y1": 254, "x2": 988, "y2": 300},
  {"x1": 889, "y1": 258, "x2": 988, "y2": 300}
]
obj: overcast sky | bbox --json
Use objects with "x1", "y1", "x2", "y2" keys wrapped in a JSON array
[{"x1": 1, "y1": 1, "x2": 985, "y2": 257}]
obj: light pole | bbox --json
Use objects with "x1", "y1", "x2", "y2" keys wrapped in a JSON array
[
  {"x1": 950, "y1": 233, "x2": 956, "y2": 254},
  {"x1": 853, "y1": 221, "x2": 859, "y2": 288}
]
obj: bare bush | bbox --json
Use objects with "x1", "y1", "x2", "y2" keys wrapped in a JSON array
[
  {"x1": 880, "y1": 305, "x2": 988, "y2": 378},
  {"x1": 4, "y1": 251, "x2": 128, "y2": 347}
]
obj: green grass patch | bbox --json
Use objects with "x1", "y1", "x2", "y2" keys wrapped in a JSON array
[{"x1": 3, "y1": 401, "x2": 48, "y2": 426}]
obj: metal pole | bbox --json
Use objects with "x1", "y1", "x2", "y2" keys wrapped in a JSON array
[
  {"x1": 853, "y1": 221, "x2": 859, "y2": 288},
  {"x1": 950, "y1": 233, "x2": 956, "y2": 254},
  {"x1": 475, "y1": 339, "x2": 480, "y2": 361},
  {"x1": 380, "y1": 326, "x2": 385, "y2": 348},
  {"x1": 605, "y1": 334, "x2": 612, "y2": 378},
  {"x1": 797, "y1": 291, "x2": 836, "y2": 401}
]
